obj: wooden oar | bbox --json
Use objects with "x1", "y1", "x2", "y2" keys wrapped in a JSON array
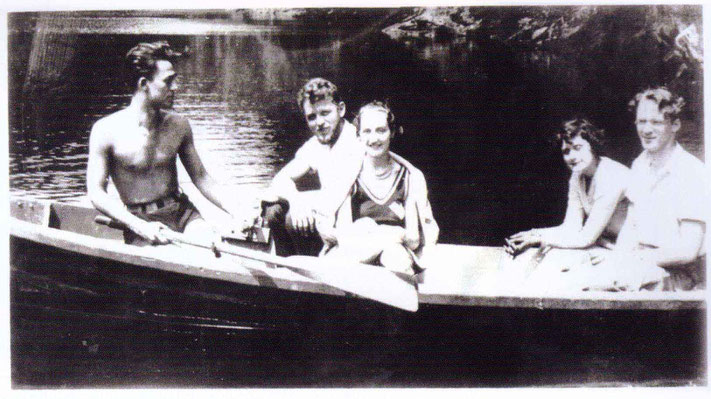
[{"x1": 95, "y1": 216, "x2": 419, "y2": 312}]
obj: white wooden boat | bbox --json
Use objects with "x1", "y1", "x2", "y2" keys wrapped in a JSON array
[{"x1": 10, "y1": 196, "x2": 705, "y2": 386}]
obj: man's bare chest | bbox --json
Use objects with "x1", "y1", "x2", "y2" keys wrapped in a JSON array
[{"x1": 111, "y1": 129, "x2": 182, "y2": 171}]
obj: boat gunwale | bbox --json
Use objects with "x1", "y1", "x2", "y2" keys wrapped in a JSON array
[
  {"x1": 10, "y1": 218, "x2": 350, "y2": 298},
  {"x1": 10, "y1": 213, "x2": 706, "y2": 311}
]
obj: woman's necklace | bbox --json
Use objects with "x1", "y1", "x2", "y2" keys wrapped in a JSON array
[
  {"x1": 360, "y1": 159, "x2": 402, "y2": 203},
  {"x1": 372, "y1": 159, "x2": 395, "y2": 180}
]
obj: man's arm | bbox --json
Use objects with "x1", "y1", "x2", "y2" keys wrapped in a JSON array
[
  {"x1": 178, "y1": 120, "x2": 242, "y2": 216},
  {"x1": 86, "y1": 122, "x2": 169, "y2": 244},
  {"x1": 264, "y1": 156, "x2": 312, "y2": 203},
  {"x1": 647, "y1": 220, "x2": 705, "y2": 269},
  {"x1": 264, "y1": 146, "x2": 319, "y2": 235}
]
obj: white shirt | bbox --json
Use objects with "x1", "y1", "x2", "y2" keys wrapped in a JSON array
[
  {"x1": 294, "y1": 120, "x2": 364, "y2": 216},
  {"x1": 294, "y1": 120, "x2": 362, "y2": 191},
  {"x1": 567, "y1": 156, "x2": 630, "y2": 238},
  {"x1": 617, "y1": 143, "x2": 707, "y2": 254}
]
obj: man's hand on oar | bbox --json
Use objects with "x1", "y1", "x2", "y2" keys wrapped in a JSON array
[
  {"x1": 142, "y1": 222, "x2": 172, "y2": 245},
  {"x1": 120, "y1": 218, "x2": 172, "y2": 245},
  {"x1": 224, "y1": 200, "x2": 263, "y2": 239}
]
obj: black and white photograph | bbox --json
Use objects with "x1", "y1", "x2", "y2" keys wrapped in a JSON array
[{"x1": 4, "y1": 1, "x2": 708, "y2": 390}]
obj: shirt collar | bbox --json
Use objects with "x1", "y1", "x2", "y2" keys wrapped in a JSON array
[
  {"x1": 637, "y1": 142, "x2": 686, "y2": 191},
  {"x1": 640, "y1": 142, "x2": 682, "y2": 174}
]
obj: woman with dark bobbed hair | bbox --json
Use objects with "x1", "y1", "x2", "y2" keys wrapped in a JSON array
[
  {"x1": 473, "y1": 117, "x2": 634, "y2": 294},
  {"x1": 506, "y1": 117, "x2": 630, "y2": 253}
]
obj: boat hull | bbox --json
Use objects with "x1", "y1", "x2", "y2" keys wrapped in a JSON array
[{"x1": 11, "y1": 235, "x2": 706, "y2": 387}]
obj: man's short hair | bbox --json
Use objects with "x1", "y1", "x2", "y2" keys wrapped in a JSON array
[
  {"x1": 125, "y1": 41, "x2": 183, "y2": 90},
  {"x1": 297, "y1": 78, "x2": 342, "y2": 112},
  {"x1": 628, "y1": 86, "x2": 685, "y2": 122},
  {"x1": 353, "y1": 100, "x2": 404, "y2": 137},
  {"x1": 555, "y1": 117, "x2": 607, "y2": 157}
]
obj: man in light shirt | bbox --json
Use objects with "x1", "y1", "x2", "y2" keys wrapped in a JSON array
[
  {"x1": 603, "y1": 86, "x2": 706, "y2": 290},
  {"x1": 262, "y1": 78, "x2": 363, "y2": 255}
]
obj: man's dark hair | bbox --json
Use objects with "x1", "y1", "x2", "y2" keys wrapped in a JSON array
[
  {"x1": 296, "y1": 78, "x2": 342, "y2": 112},
  {"x1": 628, "y1": 86, "x2": 685, "y2": 122},
  {"x1": 125, "y1": 41, "x2": 182, "y2": 90},
  {"x1": 555, "y1": 117, "x2": 607, "y2": 157}
]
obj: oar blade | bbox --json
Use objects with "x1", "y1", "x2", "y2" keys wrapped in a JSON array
[
  {"x1": 94, "y1": 215, "x2": 418, "y2": 310},
  {"x1": 289, "y1": 256, "x2": 419, "y2": 312}
]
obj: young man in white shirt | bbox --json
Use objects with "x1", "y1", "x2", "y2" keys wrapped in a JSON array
[
  {"x1": 593, "y1": 87, "x2": 706, "y2": 291},
  {"x1": 262, "y1": 78, "x2": 363, "y2": 255}
]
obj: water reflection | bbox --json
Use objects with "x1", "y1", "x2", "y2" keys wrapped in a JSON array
[
  {"x1": 10, "y1": 140, "x2": 88, "y2": 199},
  {"x1": 8, "y1": 17, "x2": 704, "y2": 245},
  {"x1": 10, "y1": 32, "x2": 326, "y2": 198},
  {"x1": 8, "y1": 27, "x2": 359, "y2": 203}
]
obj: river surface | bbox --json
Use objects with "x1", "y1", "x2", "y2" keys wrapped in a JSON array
[{"x1": 10, "y1": 15, "x2": 704, "y2": 245}]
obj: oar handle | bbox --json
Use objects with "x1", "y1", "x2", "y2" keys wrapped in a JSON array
[
  {"x1": 95, "y1": 215, "x2": 301, "y2": 269},
  {"x1": 94, "y1": 214, "x2": 222, "y2": 256},
  {"x1": 95, "y1": 215, "x2": 124, "y2": 230}
]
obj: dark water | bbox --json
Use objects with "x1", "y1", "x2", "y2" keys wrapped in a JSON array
[
  {"x1": 9, "y1": 15, "x2": 704, "y2": 245},
  {"x1": 8, "y1": 14, "x2": 705, "y2": 387}
]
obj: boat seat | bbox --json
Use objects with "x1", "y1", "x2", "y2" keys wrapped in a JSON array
[
  {"x1": 49, "y1": 202, "x2": 124, "y2": 240},
  {"x1": 10, "y1": 198, "x2": 51, "y2": 226}
]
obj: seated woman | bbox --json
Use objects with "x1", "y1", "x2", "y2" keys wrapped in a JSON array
[
  {"x1": 493, "y1": 118, "x2": 632, "y2": 293},
  {"x1": 507, "y1": 118, "x2": 630, "y2": 253},
  {"x1": 317, "y1": 101, "x2": 439, "y2": 275}
]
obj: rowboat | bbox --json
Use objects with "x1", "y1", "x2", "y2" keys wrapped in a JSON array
[{"x1": 9, "y1": 196, "x2": 706, "y2": 386}]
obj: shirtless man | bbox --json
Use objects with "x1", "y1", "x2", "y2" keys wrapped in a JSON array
[
  {"x1": 262, "y1": 78, "x2": 363, "y2": 255},
  {"x1": 87, "y1": 41, "x2": 242, "y2": 245}
]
